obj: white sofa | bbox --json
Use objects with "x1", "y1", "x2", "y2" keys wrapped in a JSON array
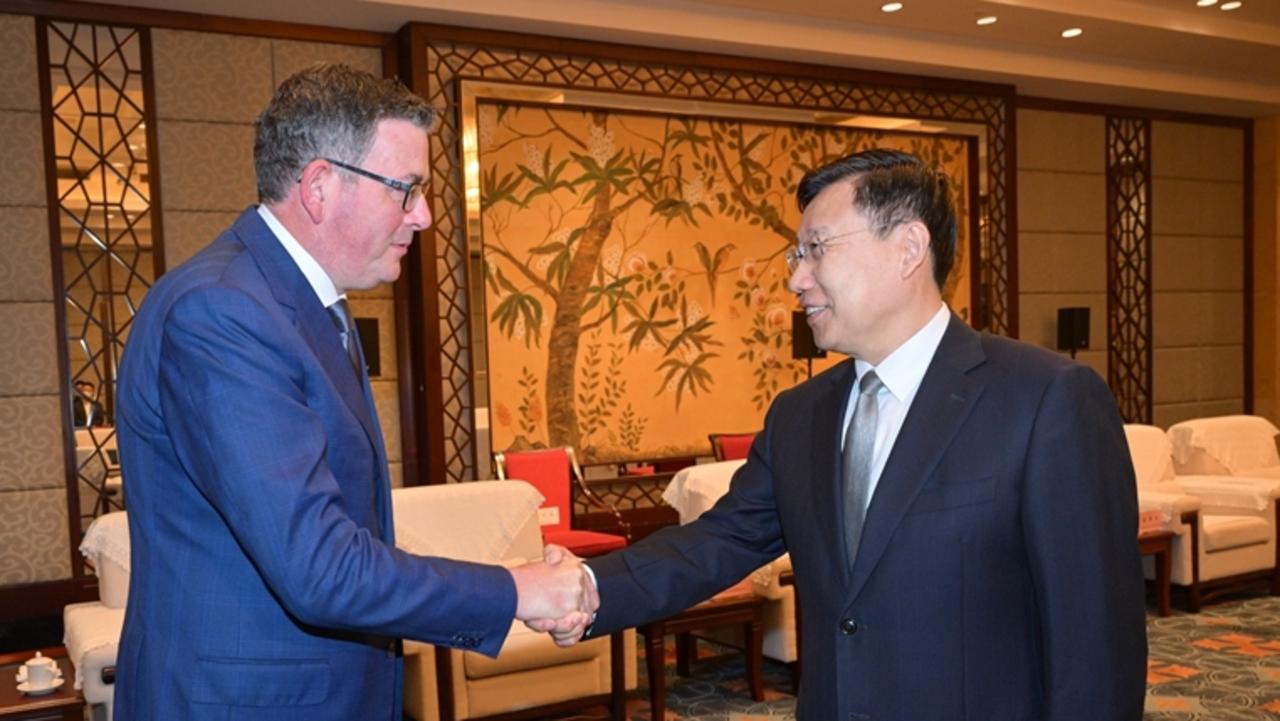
[
  {"x1": 1168, "y1": 415, "x2": 1280, "y2": 479},
  {"x1": 1125, "y1": 424, "x2": 1280, "y2": 611}
]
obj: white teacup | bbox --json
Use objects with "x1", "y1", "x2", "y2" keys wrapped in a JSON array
[{"x1": 20, "y1": 653, "x2": 59, "y2": 689}]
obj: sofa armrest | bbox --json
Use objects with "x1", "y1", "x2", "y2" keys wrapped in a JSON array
[
  {"x1": 749, "y1": 554, "x2": 793, "y2": 601},
  {"x1": 1174, "y1": 475, "x2": 1280, "y2": 513},
  {"x1": 1139, "y1": 488, "x2": 1202, "y2": 527}
]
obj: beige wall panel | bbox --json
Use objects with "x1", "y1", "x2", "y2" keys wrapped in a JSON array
[
  {"x1": 0, "y1": 488, "x2": 71, "y2": 584},
  {"x1": 1017, "y1": 291, "x2": 1106, "y2": 353},
  {"x1": 0, "y1": 14, "x2": 39, "y2": 112},
  {"x1": 1153, "y1": 234, "x2": 1243, "y2": 292},
  {"x1": 1153, "y1": 292, "x2": 1244, "y2": 347},
  {"x1": 0, "y1": 111, "x2": 47, "y2": 207},
  {"x1": 0, "y1": 207, "x2": 53, "y2": 302},
  {"x1": 371, "y1": 379, "x2": 401, "y2": 464},
  {"x1": 1153, "y1": 122, "x2": 1244, "y2": 183},
  {"x1": 271, "y1": 41, "x2": 382, "y2": 86},
  {"x1": 1017, "y1": 170, "x2": 1104, "y2": 234},
  {"x1": 1016, "y1": 110, "x2": 1104, "y2": 174},
  {"x1": 1254, "y1": 117, "x2": 1279, "y2": 423},
  {"x1": 1152, "y1": 179, "x2": 1244, "y2": 237},
  {"x1": 152, "y1": 29, "x2": 273, "y2": 123},
  {"x1": 158, "y1": 121, "x2": 257, "y2": 212},
  {"x1": 1201, "y1": 344, "x2": 1245, "y2": 401},
  {"x1": 388, "y1": 461, "x2": 403, "y2": 489},
  {"x1": 1153, "y1": 399, "x2": 1244, "y2": 429},
  {"x1": 163, "y1": 210, "x2": 242, "y2": 269},
  {"x1": 349, "y1": 296, "x2": 398, "y2": 381},
  {"x1": 0, "y1": 395, "x2": 64, "y2": 492},
  {"x1": 0, "y1": 303, "x2": 59, "y2": 396},
  {"x1": 350, "y1": 280, "x2": 394, "y2": 301},
  {"x1": 1016, "y1": 231, "x2": 1106, "y2": 294},
  {"x1": 1153, "y1": 348, "x2": 1198, "y2": 404}
]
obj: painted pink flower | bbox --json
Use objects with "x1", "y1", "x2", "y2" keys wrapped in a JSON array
[
  {"x1": 750, "y1": 287, "x2": 767, "y2": 310},
  {"x1": 495, "y1": 403, "x2": 512, "y2": 428},
  {"x1": 766, "y1": 304, "x2": 788, "y2": 329},
  {"x1": 528, "y1": 396, "x2": 543, "y2": 423},
  {"x1": 626, "y1": 253, "x2": 648, "y2": 274},
  {"x1": 740, "y1": 260, "x2": 759, "y2": 282}
]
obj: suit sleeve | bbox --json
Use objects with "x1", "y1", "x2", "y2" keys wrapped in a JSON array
[
  {"x1": 586, "y1": 402, "x2": 789, "y2": 636},
  {"x1": 157, "y1": 285, "x2": 516, "y2": 656},
  {"x1": 1022, "y1": 363, "x2": 1147, "y2": 720}
]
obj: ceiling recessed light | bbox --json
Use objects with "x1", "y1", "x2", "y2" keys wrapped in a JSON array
[
  {"x1": 1061, "y1": 27, "x2": 1083, "y2": 38},
  {"x1": 976, "y1": 15, "x2": 998, "y2": 26},
  {"x1": 1220, "y1": 1, "x2": 1242, "y2": 9},
  {"x1": 1196, "y1": 0, "x2": 1218, "y2": 6},
  {"x1": 881, "y1": 2, "x2": 904, "y2": 12}
]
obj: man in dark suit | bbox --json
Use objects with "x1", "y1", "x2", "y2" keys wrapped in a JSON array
[
  {"x1": 566, "y1": 149, "x2": 1147, "y2": 719},
  {"x1": 114, "y1": 64, "x2": 591, "y2": 721},
  {"x1": 72, "y1": 380, "x2": 106, "y2": 427}
]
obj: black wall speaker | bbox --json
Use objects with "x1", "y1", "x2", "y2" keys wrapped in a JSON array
[
  {"x1": 1056, "y1": 307, "x2": 1090, "y2": 353},
  {"x1": 791, "y1": 310, "x2": 827, "y2": 360},
  {"x1": 354, "y1": 317, "x2": 381, "y2": 377}
]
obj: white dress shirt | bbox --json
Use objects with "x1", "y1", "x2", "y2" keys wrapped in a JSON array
[
  {"x1": 842, "y1": 303, "x2": 951, "y2": 511},
  {"x1": 257, "y1": 205, "x2": 345, "y2": 309}
]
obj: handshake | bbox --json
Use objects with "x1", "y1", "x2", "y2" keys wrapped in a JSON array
[{"x1": 509, "y1": 544, "x2": 598, "y2": 647}]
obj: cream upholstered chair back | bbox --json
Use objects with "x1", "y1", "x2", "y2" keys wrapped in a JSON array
[
  {"x1": 1168, "y1": 415, "x2": 1280, "y2": 477},
  {"x1": 65, "y1": 511, "x2": 130, "y2": 721},
  {"x1": 1123, "y1": 424, "x2": 1178, "y2": 489}
]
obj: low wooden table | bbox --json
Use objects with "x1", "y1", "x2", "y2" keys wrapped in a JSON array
[
  {"x1": 0, "y1": 652, "x2": 84, "y2": 721},
  {"x1": 636, "y1": 581, "x2": 765, "y2": 719},
  {"x1": 1139, "y1": 529, "x2": 1175, "y2": 617}
]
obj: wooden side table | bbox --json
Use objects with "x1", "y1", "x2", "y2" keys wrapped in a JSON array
[
  {"x1": 636, "y1": 581, "x2": 765, "y2": 719},
  {"x1": 1139, "y1": 529, "x2": 1175, "y2": 617},
  {"x1": 0, "y1": 652, "x2": 84, "y2": 721}
]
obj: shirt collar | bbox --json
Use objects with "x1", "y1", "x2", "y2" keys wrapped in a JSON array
[
  {"x1": 854, "y1": 303, "x2": 951, "y2": 402},
  {"x1": 257, "y1": 205, "x2": 344, "y2": 308}
]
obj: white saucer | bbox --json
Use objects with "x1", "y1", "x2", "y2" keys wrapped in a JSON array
[{"x1": 17, "y1": 678, "x2": 64, "y2": 696}]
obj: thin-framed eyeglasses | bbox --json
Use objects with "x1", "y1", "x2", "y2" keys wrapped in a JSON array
[
  {"x1": 323, "y1": 157, "x2": 427, "y2": 212},
  {"x1": 784, "y1": 227, "x2": 878, "y2": 273}
]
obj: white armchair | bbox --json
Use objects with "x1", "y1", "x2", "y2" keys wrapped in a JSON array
[
  {"x1": 663, "y1": 461, "x2": 796, "y2": 665},
  {"x1": 64, "y1": 510, "x2": 129, "y2": 721},
  {"x1": 1125, "y1": 424, "x2": 1280, "y2": 611},
  {"x1": 393, "y1": 481, "x2": 636, "y2": 721}
]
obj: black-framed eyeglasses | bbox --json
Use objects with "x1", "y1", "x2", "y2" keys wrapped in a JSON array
[
  {"x1": 784, "y1": 227, "x2": 877, "y2": 273},
  {"x1": 323, "y1": 157, "x2": 426, "y2": 212}
]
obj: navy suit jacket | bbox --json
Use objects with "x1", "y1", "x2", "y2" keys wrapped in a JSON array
[
  {"x1": 587, "y1": 316, "x2": 1147, "y2": 720},
  {"x1": 114, "y1": 209, "x2": 516, "y2": 720}
]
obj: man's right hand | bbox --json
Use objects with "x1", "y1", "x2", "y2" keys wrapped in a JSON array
[{"x1": 509, "y1": 543, "x2": 597, "y2": 642}]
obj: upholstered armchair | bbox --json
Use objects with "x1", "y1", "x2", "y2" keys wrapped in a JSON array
[
  {"x1": 393, "y1": 481, "x2": 636, "y2": 721},
  {"x1": 708, "y1": 432, "x2": 756, "y2": 462},
  {"x1": 1125, "y1": 424, "x2": 1280, "y2": 610},
  {"x1": 662, "y1": 460, "x2": 796, "y2": 664},
  {"x1": 63, "y1": 511, "x2": 129, "y2": 721},
  {"x1": 1168, "y1": 415, "x2": 1280, "y2": 479},
  {"x1": 494, "y1": 447, "x2": 630, "y2": 556}
]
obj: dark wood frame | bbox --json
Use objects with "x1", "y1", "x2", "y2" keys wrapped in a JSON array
[{"x1": 396, "y1": 22, "x2": 1019, "y2": 486}]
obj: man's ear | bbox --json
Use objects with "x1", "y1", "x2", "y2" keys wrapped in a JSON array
[
  {"x1": 296, "y1": 159, "x2": 331, "y2": 224},
  {"x1": 898, "y1": 221, "x2": 931, "y2": 280}
]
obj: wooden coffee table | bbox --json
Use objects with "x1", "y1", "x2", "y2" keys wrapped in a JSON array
[
  {"x1": 636, "y1": 581, "x2": 765, "y2": 719},
  {"x1": 0, "y1": 650, "x2": 84, "y2": 721},
  {"x1": 1139, "y1": 529, "x2": 1175, "y2": 617}
]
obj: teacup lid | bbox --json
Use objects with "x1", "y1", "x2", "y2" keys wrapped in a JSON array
[{"x1": 23, "y1": 652, "x2": 55, "y2": 668}]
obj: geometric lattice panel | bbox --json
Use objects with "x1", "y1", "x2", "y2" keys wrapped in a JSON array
[
  {"x1": 418, "y1": 31, "x2": 1015, "y2": 482},
  {"x1": 41, "y1": 20, "x2": 160, "y2": 529},
  {"x1": 1105, "y1": 115, "x2": 1152, "y2": 423}
]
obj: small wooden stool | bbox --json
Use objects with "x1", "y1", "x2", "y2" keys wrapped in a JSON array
[{"x1": 636, "y1": 580, "x2": 765, "y2": 719}]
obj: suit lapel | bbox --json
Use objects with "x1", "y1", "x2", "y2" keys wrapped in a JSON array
[
  {"x1": 233, "y1": 211, "x2": 383, "y2": 470},
  {"x1": 810, "y1": 359, "x2": 858, "y2": 579},
  {"x1": 847, "y1": 317, "x2": 987, "y2": 600}
]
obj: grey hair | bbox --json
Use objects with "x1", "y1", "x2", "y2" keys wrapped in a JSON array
[{"x1": 254, "y1": 63, "x2": 436, "y2": 204}]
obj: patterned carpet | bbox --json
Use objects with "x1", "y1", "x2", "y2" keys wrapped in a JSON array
[{"x1": 592, "y1": 592, "x2": 1280, "y2": 720}]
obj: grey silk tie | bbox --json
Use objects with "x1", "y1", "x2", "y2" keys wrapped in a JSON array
[
  {"x1": 843, "y1": 370, "x2": 883, "y2": 569},
  {"x1": 327, "y1": 299, "x2": 364, "y2": 377}
]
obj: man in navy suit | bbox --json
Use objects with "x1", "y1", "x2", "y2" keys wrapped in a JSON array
[
  {"x1": 115, "y1": 64, "x2": 591, "y2": 720},
  {"x1": 568, "y1": 149, "x2": 1147, "y2": 719}
]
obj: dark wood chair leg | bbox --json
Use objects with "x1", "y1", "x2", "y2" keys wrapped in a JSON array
[
  {"x1": 745, "y1": 618, "x2": 764, "y2": 702},
  {"x1": 644, "y1": 623, "x2": 667, "y2": 721},
  {"x1": 609, "y1": 631, "x2": 626, "y2": 721},
  {"x1": 675, "y1": 631, "x2": 695, "y2": 677}
]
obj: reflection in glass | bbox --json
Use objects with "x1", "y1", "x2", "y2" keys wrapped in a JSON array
[{"x1": 45, "y1": 21, "x2": 158, "y2": 528}]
